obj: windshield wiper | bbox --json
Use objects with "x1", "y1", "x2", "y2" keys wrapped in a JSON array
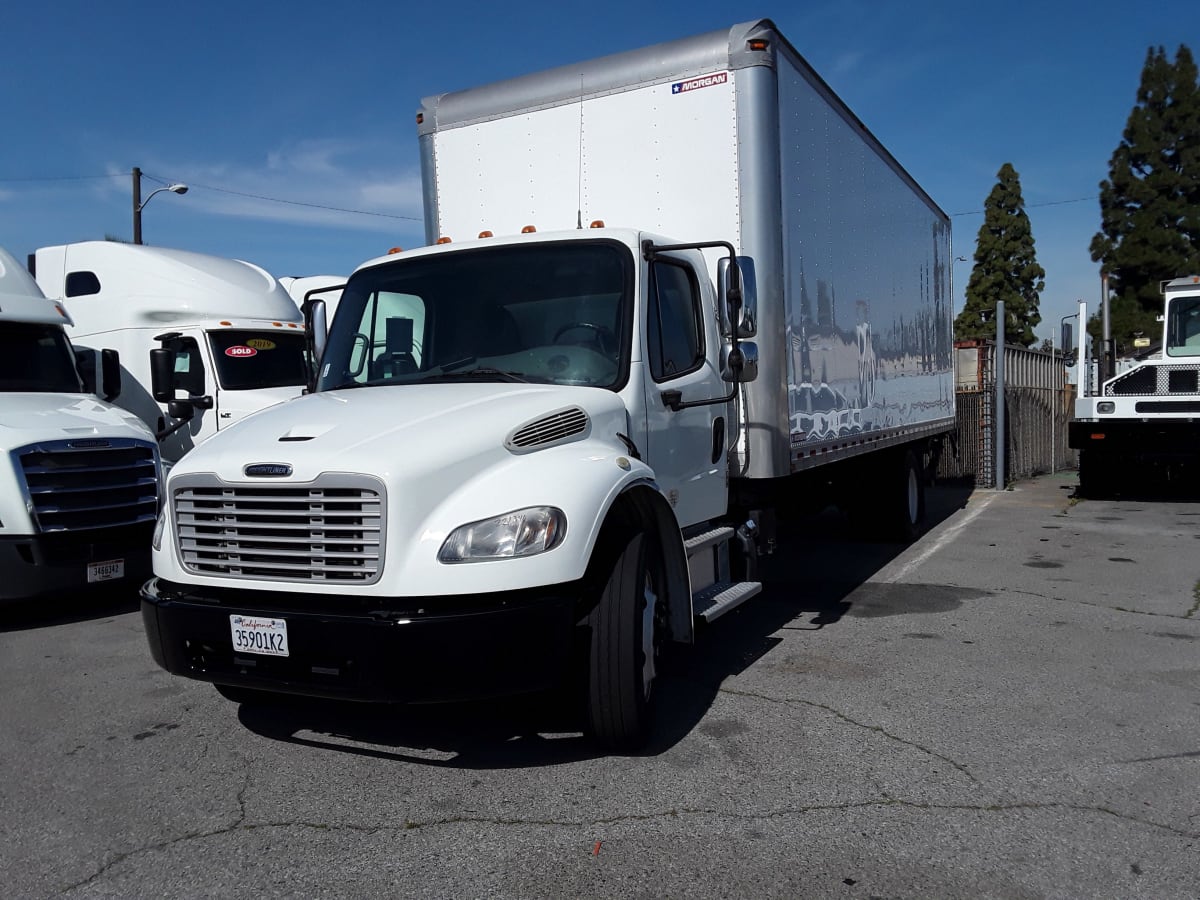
[{"x1": 438, "y1": 367, "x2": 529, "y2": 384}]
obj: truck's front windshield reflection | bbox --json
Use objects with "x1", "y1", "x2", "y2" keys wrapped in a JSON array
[{"x1": 316, "y1": 241, "x2": 632, "y2": 392}]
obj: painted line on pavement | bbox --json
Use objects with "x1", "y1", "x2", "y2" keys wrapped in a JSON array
[{"x1": 879, "y1": 492, "x2": 999, "y2": 584}]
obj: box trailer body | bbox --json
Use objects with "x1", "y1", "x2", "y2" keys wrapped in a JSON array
[
  {"x1": 419, "y1": 18, "x2": 954, "y2": 481},
  {"x1": 142, "y1": 20, "x2": 952, "y2": 749},
  {"x1": 33, "y1": 242, "x2": 310, "y2": 466},
  {"x1": 279, "y1": 275, "x2": 346, "y2": 324},
  {"x1": 1070, "y1": 276, "x2": 1200, "y2": 495},
  {"x1": 0, "y1": 246, "x2": 159, "y2": 602}
]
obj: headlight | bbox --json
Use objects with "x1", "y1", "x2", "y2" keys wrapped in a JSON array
[
  {"x1": 438, "y1": 507, "x2": 566, "y2": 563},
  {"x1": 151, "y1": 508, "x2": 166, "y2": 552},
  {"x1": 1097, "y1": 401, "x2": 1115, "y2": 414}
]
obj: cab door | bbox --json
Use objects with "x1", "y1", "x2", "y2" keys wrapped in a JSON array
[
  {"x1": 157, "y1": 333, "x2": 213, "y2": 458},
  {"x1": 640, "y1": 254, "x2": 729, "y2": 528}
]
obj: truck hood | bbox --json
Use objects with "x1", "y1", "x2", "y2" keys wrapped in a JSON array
[
  {"x1": 0, "y1": 393, "x2": 155, "y2": 450},
  {"x1": 172, "y1": 383, "x2": 632, "y2": 483},
  {"x1": 217, "y1": 384, "x2": 304, "y2": 428}
]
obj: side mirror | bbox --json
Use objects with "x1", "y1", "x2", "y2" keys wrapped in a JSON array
[
  {"x1": 100, "y1": 349, "x2": 121, "y2": 401},
  {"x1": 74, "y1": 347, "x2": 98, "y2": 395},
  {"x1": 721, "y1": 340, "x2": 759, "y2": 383},
  {"x1": 717, "y1": 256, "x2": 758, "y2": 338},
  {"x1": 306, "y1": 298, "x2": 329, "y2": 374},
  {"x1": 149, "y1": 348, "x2": 176, "y2": 403},
  {"x1": 166, "y1": 400, "x2": 196, "y2": 422}
]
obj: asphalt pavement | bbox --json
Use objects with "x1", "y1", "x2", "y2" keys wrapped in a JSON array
[{"x1": 1, "y1": 470, "x2": 1197, "y2": 899}]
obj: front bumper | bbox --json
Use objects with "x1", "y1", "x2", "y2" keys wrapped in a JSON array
[
  {"x1": 0, "y1": 524, "x2": 153, "y2": 603},
  {"x1": 140, "y1": 578, "x2": 584, "y2": 703}
]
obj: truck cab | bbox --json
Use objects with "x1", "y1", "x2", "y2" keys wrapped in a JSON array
[
  {"x1": 0, "y1": 246, "x2": 159, "y2": 602},
  {"x1": 33, "y1": 242, "x2": 310, "y2": 466},
  {"x1": 1070, "y1": 275, "x2": 1200, "y2": 495},
  {"x1": 142, "y1": 227, "x2": 759, "y2": 747}
]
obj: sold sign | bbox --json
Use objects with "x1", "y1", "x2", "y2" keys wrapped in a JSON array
[{"x1": 225, "y1": 346, "x2": 258, "y2": 358}]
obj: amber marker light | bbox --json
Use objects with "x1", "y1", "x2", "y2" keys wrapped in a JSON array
[
  {"x1": 748, "y1": 38, "x2": 769, "y2": 51},
  {"x1": 387, "y1": 247, "x2": 403, "y2": 254},
  {"x1": 436, "y1": 236, "x2": 453, "y2": 244},
  {"x1": 478, "y1": 231, "x2": 494, "y2": 238},
  {"x1": 589, "y1": 220, "x2": 605, "y2": 228},
  {"x1": 521, "y1": 225, "x2": 537, "y2": 233}
]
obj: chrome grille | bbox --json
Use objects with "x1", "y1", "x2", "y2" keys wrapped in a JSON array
[
  {"x1": 173, "y1": 474, "x2": 384, "y2": 584},
  {"x1": 15, "y1": 439, "x2": 159, "y2": 533},
  {"x1": 506, "y1": 407, "x2": 589, "y2": 451}
]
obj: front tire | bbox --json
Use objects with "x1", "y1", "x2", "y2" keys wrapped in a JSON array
[{"x1": 586, "y1": 529, "x2": 663, "y2": 751}]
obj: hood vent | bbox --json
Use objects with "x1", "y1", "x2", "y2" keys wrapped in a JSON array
[{"x1": 506, "y1": 406, "x2": 589, "y2": 453}]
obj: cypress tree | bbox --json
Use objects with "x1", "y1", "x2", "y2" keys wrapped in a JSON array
[
  {"x1": 1090, "y1": 45, "x2": 1200, "y2": 352},
  {"x1": 955, "y1": 163, "x2": 1045, "y2": 346}
]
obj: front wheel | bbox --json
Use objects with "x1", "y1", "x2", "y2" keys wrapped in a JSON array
[{"x1": 585, "y1": 529, "x2": 663, "y2": 751}]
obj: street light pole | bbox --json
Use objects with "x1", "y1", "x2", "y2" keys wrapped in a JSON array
[{"x1": 132, "y1": 166, "x2": 189, "y2": 245}]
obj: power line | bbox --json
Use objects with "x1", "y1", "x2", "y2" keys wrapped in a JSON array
[
  {"x1": 950, "y1": 195, "x2": 1099, "y2": 217},
  {"x1": 0, "y1": 170, "x2": 422, "y2": 223}
]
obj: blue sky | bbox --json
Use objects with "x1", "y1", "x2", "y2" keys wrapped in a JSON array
[{"x1": 1, "y1": 0, "x2": 1193, "y2": 341}]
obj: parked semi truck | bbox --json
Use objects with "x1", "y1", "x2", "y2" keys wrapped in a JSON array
[
  {"x1": 0, "y1": 246, "x2": 160, "y2": 603},
  {"x1": 141, "y1": 20, "x2": 954, "y2": 748},
  {"x1": 32, "y1": 242, "x2": 310, "y2": 466},
  {"x1": 1070, "y1": 275, "x2": 1200, "y2": 496}
]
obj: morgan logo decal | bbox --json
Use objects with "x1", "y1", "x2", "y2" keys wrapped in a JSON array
[
  {"x1": 244, "y1": 463, "x2": 293, "y2": 478},
  {"x1": 671, "y1": 72, "x2": 728, "y2": 95}
]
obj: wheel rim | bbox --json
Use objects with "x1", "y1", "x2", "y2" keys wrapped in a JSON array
[
  {"x1": 905, "y1": 465, "x2": 919, "y2": 525},
  {"x1": 640, "y1": 572, "x2": 659, "y2": 700}
]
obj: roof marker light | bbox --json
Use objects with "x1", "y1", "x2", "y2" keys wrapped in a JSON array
[
  {"x1": 521, "y1": 225, "x2": 537, "y2": 234},
  {"x1": 220, "y1": 320, "x2": 232, "y2": 326},
  {"x1": 436, "y1": 236, "x2": 453, "y2": 244},
  {"x1": 387, "y1": 247, "x2": 403, "y2": 254},
  {"x1": 590, "y1": 220, "x2": 605, "y2": 229},
  {"x1": 479, "y1": 230, "x2": 494, "y2": 238},
  {"x1": 748, "y1": 38, "x2": 770, "y2": 51}
]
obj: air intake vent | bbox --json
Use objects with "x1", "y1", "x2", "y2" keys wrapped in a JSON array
[
  {"x1": 15, "y1": 439, "x2": 159, "y2": 533},
  {"x1": 506, "y1": 407, "x2": 589, "y2": 452},
  {"x1": 172, "y1": 473, "x2": 384, "y2": 584},
  {"x1": 1107, "y1": 364, "x2": 1200, "y2": 397}
]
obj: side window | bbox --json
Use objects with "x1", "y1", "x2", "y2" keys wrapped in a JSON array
[
  {"x1": 162, "y1": 336, "x2": 206, "y2": 396},
  {"x1": 648, "y1": 261, "x2": 704, "y2": 382}
]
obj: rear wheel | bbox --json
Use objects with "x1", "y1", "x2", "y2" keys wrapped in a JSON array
[
  {"x1": 1077, "y1": 449, "x2": 1112, "y2": 499},
  {"x1": 585, "y1": 529, "x2": 664, "y2": 751},
  {"x1": 892, "y1": 448, "x2": 927, "y2": 542}
]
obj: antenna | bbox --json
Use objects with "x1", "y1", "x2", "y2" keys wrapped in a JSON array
[{"x1": 577, "y1": 73, "x2": 584, "y2": 229}]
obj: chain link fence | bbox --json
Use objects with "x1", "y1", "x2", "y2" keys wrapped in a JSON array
[{"x1": 938, "y1": 340, "x2": 1077, "y2": 488}]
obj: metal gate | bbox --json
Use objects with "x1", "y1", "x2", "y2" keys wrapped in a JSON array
[{"x1": 938, "y1": 341, "x2": 1076, "y2": 488}]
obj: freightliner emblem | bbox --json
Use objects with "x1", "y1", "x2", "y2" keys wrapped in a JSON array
[{"x1": 244, "y1": 463, "x2": 293, "y2": 478}]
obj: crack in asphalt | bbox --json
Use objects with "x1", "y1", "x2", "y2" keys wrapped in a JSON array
[
  {"x1": 716, "y1": 685, "x2": 979, "y2": 784},
  {"x1": 983, "y1": 585, "x2": 1200, "y2": 621},
  {"x1": 56, "y1": 796, "x2": 1199, "y2": 892}
]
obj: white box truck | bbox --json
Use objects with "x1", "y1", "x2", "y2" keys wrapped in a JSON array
[
  {"x1": 1070, "y1": 275, "x2": 1200, "y2": 495},
  {"x1": 141, "y1": 20, "x2": 954, "y2": 748},
  {"x1": 33, "y1": 241, "x2": 311, "y2": 466},
  {"x1": 0, "y1": 246, "x2": 160, "y2": 603}
]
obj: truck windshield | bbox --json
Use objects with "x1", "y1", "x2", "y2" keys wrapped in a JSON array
[
  {"x1": 316, "y1": 241, "x2": 633, "y2": 391},
  {"x1": 0, "y1": 324, "x2": 83, "y2": 393},
  {"x1": 1165, "y1": 296, "x2": 1200, "y2": 357},
  {"x1": 208, "y1": 330, "x2": 310, "y2": 390}
]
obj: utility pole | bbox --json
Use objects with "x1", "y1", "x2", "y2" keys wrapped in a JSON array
[{"x1": 132, "y1": 167, "x2": 143, "y2": 245}]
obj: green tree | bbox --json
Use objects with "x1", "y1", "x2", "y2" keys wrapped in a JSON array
[
  {"x1": 1090, "y1": 44, "x2": 1200, "y2": 353},
  {"x1": 955, "y1": 163, "x2": 1045, "y2": 346}
]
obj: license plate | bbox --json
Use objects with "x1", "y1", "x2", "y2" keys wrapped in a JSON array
[
  {"x1": 230, "y1": 614, "x2": 289, "y2": 657},
  {"x1": 87, "y1": 559, "x2": 124, "y2": 583}
]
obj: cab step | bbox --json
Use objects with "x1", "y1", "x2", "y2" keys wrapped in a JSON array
[{"x1": 692, "y1": 580, "x2": 762, "y2": 623}]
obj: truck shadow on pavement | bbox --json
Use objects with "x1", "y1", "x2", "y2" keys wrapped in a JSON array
[
  {"x1": 0, "y1": 583, "x2": 140, "y2": 632},
  {"x1": 235, "y1": 480, "x2": 977, "y2": 766}
]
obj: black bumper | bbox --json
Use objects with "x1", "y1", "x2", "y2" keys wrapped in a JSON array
[
  {"x1": 0, "y1": 525, "x2": 153, "y2": 603},
  {"x1": 1069, "y1": 419, "x2": 1200, "y2": 456},
  {"x1": 141, "y1": 578, "x2": 584, "y2": 703}
]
